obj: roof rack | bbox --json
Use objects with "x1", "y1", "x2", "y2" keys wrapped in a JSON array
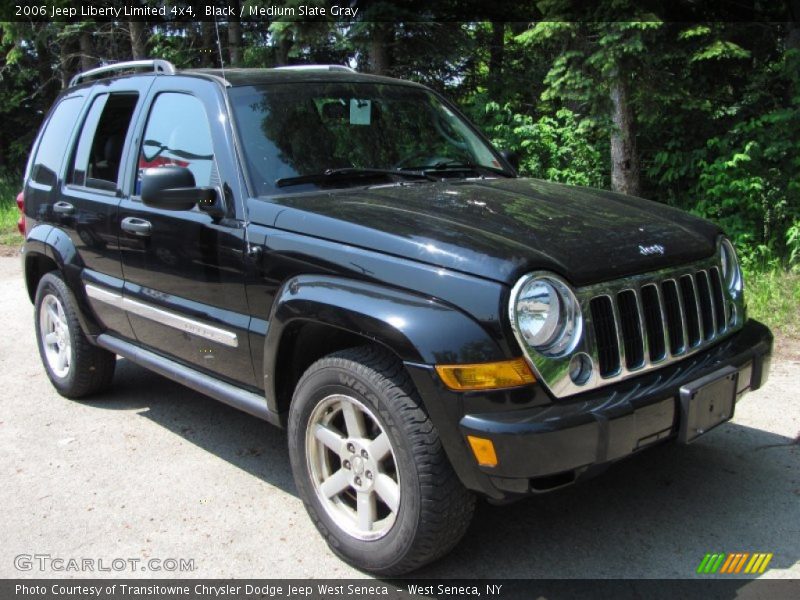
[
  {"x1": 272, "y1": 65, "x2": 356, "y2": 73},
  {"x1": 69, "y1": 59, "x2": 176, "y2": 88}
]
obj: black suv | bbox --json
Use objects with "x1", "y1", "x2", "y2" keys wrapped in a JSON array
[{"x1": 20, "y1": 60, "x2": 772, "y2": 574}]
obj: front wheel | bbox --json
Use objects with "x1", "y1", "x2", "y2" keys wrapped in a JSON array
[{"x1": 288, "y1": 346, "x2": 475, "y2": 575}]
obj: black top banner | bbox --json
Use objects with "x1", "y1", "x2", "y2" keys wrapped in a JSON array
[{"x1": 2, "y1": 0, "x2": 799, "y2": 23}]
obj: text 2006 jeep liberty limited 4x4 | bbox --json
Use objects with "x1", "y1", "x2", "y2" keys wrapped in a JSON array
[{"x1": 19, "y1": 60, "x2": 772, "y2": 574}]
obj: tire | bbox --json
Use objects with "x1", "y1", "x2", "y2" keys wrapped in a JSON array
[
  {"x1": 34, "y1": 271, "x2": 116, "y2": 399},
  {"x1": 288, "y1": 345, "x2": 476, "y2": 575}
]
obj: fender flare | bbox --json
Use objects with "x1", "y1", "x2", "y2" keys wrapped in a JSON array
[
  {"x1": 261, "y1": 274, "x2": 504, "y2": 411},
  {"x1": 22, "y1": 223, "x2": 101, "y2": 337}
]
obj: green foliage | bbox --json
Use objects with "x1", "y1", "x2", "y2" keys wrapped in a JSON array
[
  {"x1": 147, "y1": 31, "x2": 197, "y2": 68},
  {"x1": 0, "y1": 18, "x2": 797, "y2": 276},
  {"x1": 517, "y1": 21, "x2": 663, "y2": 117},
  {"x1": 690, "y1": 40, "x2": 751, "y2": 62},
  {"x1": 788, "y1": 222, "x2": 800, "y2": 270},
  {"x1": 744, "y1": 269, "x2": 800, "y2": 337},
  {"x1": 646, "y1": 35, "x2": 800, "y2": 267},
  {"x1": 467, "y1": 95, "x2": 607, "y2": 187},
  {"x1": 0, "y1": 171, "x2": 23, "y2": 246}
]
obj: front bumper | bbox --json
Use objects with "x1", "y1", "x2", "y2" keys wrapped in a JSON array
[{"x1": 406, "y1": 319, "x2": 772, "y2": 501}]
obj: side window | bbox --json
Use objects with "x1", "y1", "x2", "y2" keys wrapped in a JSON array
[
  {"x1": 31, "y1": 96, "x2": 84, "y2": 187},
  {"x1": 136, "y1": 93, "x2": 215, "y2": 194},
  {"x1": 70, "y1": 93, "x2": 139, "y2": 191}
]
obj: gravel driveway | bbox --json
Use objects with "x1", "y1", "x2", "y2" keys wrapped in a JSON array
[{"x1": 0, "y1": 255, "x2": 797, "y2": 579}]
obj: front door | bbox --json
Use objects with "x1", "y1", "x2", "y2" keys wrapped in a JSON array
[{"x1": 117, "y1": 77, "x2": 255, "y2": 387}]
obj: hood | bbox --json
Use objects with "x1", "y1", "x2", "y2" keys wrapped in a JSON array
[{"x1": 261, "y1": 177, "x2": 721, "y2": 287}]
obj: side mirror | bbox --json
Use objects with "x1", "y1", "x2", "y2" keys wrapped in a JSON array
[
  {"x1": 500, "y1": 149, "x2": 520, "y2": 172},
  {"x1": 141, "y1": 166, "x2": 216, "y2": 211}
]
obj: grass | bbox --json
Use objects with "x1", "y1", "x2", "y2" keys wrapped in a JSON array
[
  {"x1": 0, "y1": 173, "x2": 23, "y2": 247},
  {"x1": 744, "y1": 268, "x2": 800, "y2": 339}
]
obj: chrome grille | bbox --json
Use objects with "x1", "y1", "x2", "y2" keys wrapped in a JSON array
[
  {"x1": 590, "y1": 265, "x2": 729, "y2": 380},
  {"x1": 510, "y1": 252, "x2": 745, "y2": 399}
]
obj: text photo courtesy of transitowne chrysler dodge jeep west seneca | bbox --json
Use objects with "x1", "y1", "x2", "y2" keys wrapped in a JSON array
[{"x1": 17, "y1": 60, "x2": 772, "y2": 575}]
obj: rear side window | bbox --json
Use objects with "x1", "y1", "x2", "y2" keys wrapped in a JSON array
[
  {"x1": 136, "y1": 93, "x2": 216, "y2": 194},
  {"x1": 70, "y1": 93, "x2": 139, "y2": 191},
  {"x1": 31, "y1": 97, "x2": 84, "y2": 187}
]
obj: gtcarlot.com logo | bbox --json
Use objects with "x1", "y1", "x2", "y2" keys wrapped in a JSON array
[
  {"x1": 14, "y1": 554, "x2": 196, "y2": 573},
  {"x1": 697, "y1": 552, "x2": 773, "y2": 575}
]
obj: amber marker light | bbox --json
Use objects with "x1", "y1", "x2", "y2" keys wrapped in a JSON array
[
  {"x1": 466, "y1": 435, "x2": 498, "y2": 467},
  {"x1": 435, "y1": 357, "x2": 536, "y2": 391}
]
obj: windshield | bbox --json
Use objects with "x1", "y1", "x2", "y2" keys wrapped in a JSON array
[{"x1": 228, "y1": 82, "x2": 510, "y2": 195}]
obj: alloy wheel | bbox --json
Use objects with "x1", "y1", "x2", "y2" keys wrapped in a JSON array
[
  {"x1": 39, "y1": 293, "x2": 72, "y2": 379},
  {"x1": 305, "y1": 394, "x2": 401, "y2": 541}
]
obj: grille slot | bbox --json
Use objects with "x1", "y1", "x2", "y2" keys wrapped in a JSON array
[
  {"x1": 588, "y1": 263, "x2": 734, "y2": 381},
  {"x1": 660, "y1": 280, "x2": 685, "y2": 355},
  {"x1": 709, "y1": 267, "x2": 726, "y2": 333},
  {"x1": 641, "y1": 284, "x2": 666, "y2": 362},
  {"x1": 679, "y1": 275, "x2": 702, "y2": 347},
  {"x1": 590, "y1": 296, "x2": 620, "y2": 377},
  {"x1": 695, "y1": 271, "x2": 715, "y2": 340},
  {"x1": 617, "y1": 290, "x2": 644, "y2": 369}
]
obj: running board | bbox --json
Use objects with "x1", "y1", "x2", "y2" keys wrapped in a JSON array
[{"x1": 96, "y1": 334, "x2": 282, "y2": 427}]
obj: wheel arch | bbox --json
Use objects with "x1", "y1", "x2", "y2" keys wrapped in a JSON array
[
  {"x1": 262, "y1": 275, "x2": 505, "y2": 417},
  {"x1": 22, "y1": 224, "x2": 101, "y2": 337}
]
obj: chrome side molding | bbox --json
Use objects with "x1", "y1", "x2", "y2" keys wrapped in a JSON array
[{"x1": 85, "y1": 284, "x2": 238, "y2": 348}]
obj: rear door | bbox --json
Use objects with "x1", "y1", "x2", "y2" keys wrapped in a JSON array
[
  {"x1": 117, "y1": 76, "x2": 255, "y2": 387},
  {"x1": 61, "y1": 77, "x2": 154, "y2": 339}
]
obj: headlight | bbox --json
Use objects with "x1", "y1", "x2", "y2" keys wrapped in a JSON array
[
  {"x1": 511, "y1": 274, "x2": 582, "y2": 357},
  {"x1": 719, "y1": 237, "x2": 742, "y2": 293}
]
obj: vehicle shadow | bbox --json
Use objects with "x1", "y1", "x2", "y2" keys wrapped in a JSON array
[
  {"x1": 84, "y1": 358, "x2": 799, "y2": 580},
  {"x1": 81, "y1": 357, "x2": 296, "y2": 496}
]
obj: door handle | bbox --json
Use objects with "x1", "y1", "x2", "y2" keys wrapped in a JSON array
[
  {"x1": 121, "y1": 216, "x2": 152, "y2": 236},
  {"x1": 53, "y1": 201, "x2": 75, "y2": 215}
]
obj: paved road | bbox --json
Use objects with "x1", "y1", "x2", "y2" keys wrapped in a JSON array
[{"x1": 0, "y1": 256, "x2": 798, "y2": 580}]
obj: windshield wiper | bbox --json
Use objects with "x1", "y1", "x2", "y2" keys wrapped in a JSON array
[
  {"x1": 422, "y1": 160, "x2": 511, "y2": 177},
  {"x1": 275, "y1": 167, "x2": 438, "y2": 188}
]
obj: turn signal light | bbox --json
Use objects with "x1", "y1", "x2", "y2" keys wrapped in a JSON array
[
  {"x1": 466, "y1": 435, "x2": 498, "y2": 467},
  {"x1": 435, "y1": 357, "x2": 535, "y2": 391}
]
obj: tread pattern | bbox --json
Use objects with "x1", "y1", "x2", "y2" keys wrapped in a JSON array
[
  {"x1": 35, "y1": 272, "x2": 116, "y2": 398},
  {"x1": 295, "y1": 345, "x2": 476, "y2": 575}
]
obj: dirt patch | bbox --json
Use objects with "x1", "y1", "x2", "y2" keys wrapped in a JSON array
[
  {"x1": 774, "y1": 335, "x2": 800, "y2": 363},
  {"x1": 0, "y1": 244, "x2": 21, "y2": 258}
]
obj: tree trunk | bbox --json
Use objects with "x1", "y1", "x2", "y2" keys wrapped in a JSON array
[
  {"x1": 35, "y1": 34, "x2": 55, "y2": 97},
  {"x1": 59, "y1": 31, "x2": 79, "y2": 89},
  {"x1": 788, "y1": 0, "x2": 800, "y2": 50},
  {"x1": 786, "y1": 4, "x2": 800, "y2": 109},
  {"x1": 488, "y1": 22, "x2": 505, "y2": 101},
  {"x1": 609, "y1": 72, "x2": 640, "y2": 196},
  {"x1": 101, "y1": 23, "x2": 127, "y2": 62},
  {"x1": 79, "y1": 29, "x2": 94, "y2": 71},
  {"x1": 368, "y1": 24, "x2": 391, "y2": 75},
  {"x1": 228, "y1": 0, "x2": 242, "y2": 66},
  {"x1": 201, "y1": 22, "x2": 215, "y2": 67},
  {"x1": 129, "y1": 21, "x2": 147, "y2": 59},
  {"x1": 275, "y1": 34, "x2": 291, "y2": 66}
]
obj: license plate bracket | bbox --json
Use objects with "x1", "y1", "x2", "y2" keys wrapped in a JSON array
[{"x1": 678, "y1": 365, "x2": 738, "y2": 444}]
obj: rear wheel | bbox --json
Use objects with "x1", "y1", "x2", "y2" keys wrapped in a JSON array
[
  {"x1": 288, "y1": 345, "x2": 475, "y2": 575},
  {"x1": 34, "y1": 272, "x2": 116, "y2": 398}
]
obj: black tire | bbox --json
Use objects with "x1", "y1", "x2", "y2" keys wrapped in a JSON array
[
  {"x1": 34, "y1": 271, "x2": 116, "y2": 398},
  {"x1": 288, "y1": 345, "x2": 475, "y2": 575}
]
